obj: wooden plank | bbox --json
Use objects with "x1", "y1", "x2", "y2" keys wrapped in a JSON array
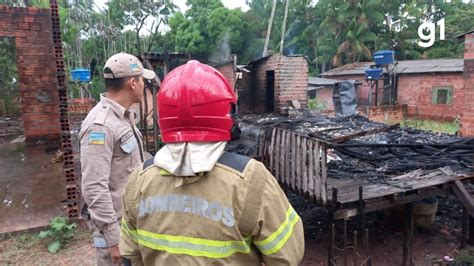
[
  {"x1": 320, "y1": 143, "x2": 328, "y2": 204},
  {"x1": 275, "y1": 128, "x2": 280, "y2": 181},
  {"x1": 285, "y1": 130, "x2": 291, "y2": 186},
  {"x1": 333, "y1": 186, "x2": 445, "y2": 220},
  {"x1": 302, "y1": 137, "x2": 308, "y2": 194},
  {"x1": 295, "y1": 135, "x2": 301, "y2": 191},
  {"x1": 314, "y1": 141, "x2": 321, "y2": 202},
  {"x1": 258, "y1": 131, "x2": 264, "y2": 160},
  {"x1": 280, "y1": 130, "x2": 286, "y2": 185},
  {"x1": 308, "y1": 139, "x2": 314, "y2": 198},
  {"x1": 452, "y1": 180, "x2": 474, "y2": 218},
  {"x1": 291, "y1": 132, "x2": 297, "y2": 190},
  {"x1": 336, "y1": 183, "x2": 404, "y2": 204},
  {"x1": 329, "y1": 124, "x2": 400, "y2": 143},
  {"x1": 268, "y1": 128, "x2": 276, "y2": 172}
]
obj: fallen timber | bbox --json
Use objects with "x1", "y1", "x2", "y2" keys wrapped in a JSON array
[{"x1": 246, "y1": 112, "x2": 474, "y2": 266}]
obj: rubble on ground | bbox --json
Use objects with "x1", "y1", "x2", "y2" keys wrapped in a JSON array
[{"x1": 227, "y1": 110, "x2": 473, "y2": 183}]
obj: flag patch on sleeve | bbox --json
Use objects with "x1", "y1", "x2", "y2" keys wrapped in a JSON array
[{"x1": 89, "y1": 132, "x2": 105, "y2": 145}]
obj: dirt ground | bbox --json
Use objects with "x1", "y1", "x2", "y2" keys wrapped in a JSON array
[{"x1": 1, "y1": 216, "x2": 473, "y2": 266}]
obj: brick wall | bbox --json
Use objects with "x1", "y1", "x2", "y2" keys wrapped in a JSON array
[
  {"x1": 0, "y1": 6, "x2": 60, "y2": 141},
  {"x1": 68, "y1": 98, "x2": 95, "y2": 114},
  {"x1": 398, "y1": 73, "x2": 464, "y2": 121},
  {"x1": 242, "y1": 54, "x2": 307, "y2": 113},
  {"x1": 236, "y1": 71, "x2": 253, "y2": 113},
  {"x1": 358, "y1": 105, "x2": 406, "y2": 124},
  {"x1": 460, "y1": 32, "x2": 474, "y2": 136},
  {"x1": 277, "y1": 56, "x2": 308, "y2": 110},
  {"x1": 215, "y1": 62, "x2": 236, "y2": 90}
]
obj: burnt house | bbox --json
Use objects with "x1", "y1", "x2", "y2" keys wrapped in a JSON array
[{"x1": 236, "y1": 54, "x2": 308, "y2": 114}]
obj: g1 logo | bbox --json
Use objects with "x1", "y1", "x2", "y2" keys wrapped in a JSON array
[{"x1": 417, "y1": 18, "x2": 445, "y2": 48}]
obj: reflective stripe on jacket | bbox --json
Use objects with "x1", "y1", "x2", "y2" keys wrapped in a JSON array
[{"x1": 119, "y1": 153, "x2": 305, "y2": 265}]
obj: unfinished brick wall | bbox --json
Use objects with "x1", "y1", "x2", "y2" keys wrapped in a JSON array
[
  {"x1": 0, "y1": 6, "x2": 60, "y2": 142},
  {"x1": 244, "y1": 54, "x2": 308, "y2": 113},
  {"x1": 460, "y1": 32, "x2": 474, "y2": 136}
]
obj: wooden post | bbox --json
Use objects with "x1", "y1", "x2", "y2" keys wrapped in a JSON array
[
  {"x1": 403, "y1": 202, "x2": 414, "y2": 266},
  {"x1": 353, "y1": 230, "x2": 358, "y2": 266},
  {"x1": 365, "y1": 229, "x2": 372, "y2": 266},
  {"x1": 328, "y1": 223, "x2": 335, "y2": 266},
  {"x1": 469, "y1": 216, "x2": 474, "y2": 245},
  {"x1": 462, "y1": 207, "x2": 468, "y2": 249},
  {"x1": 343, "y1": 219, "x2": 348, "y2": 266}
]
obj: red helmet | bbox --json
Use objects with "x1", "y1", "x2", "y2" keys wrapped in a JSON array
[{"x1": 158, "y1": 60, "x2": 237, "y2": 143}]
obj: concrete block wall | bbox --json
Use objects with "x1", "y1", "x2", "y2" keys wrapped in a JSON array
[{"x1": 0, "y1": 6, "x2": 60, "y2": 141}]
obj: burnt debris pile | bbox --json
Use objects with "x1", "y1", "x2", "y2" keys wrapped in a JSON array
[{"x1": 227, "y1": 110, "x2": 473, "y2": 182}]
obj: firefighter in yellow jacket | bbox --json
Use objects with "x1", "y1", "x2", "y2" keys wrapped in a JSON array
[{"x1": 120, "y1": 60, "x2": 305, "y2": 265}]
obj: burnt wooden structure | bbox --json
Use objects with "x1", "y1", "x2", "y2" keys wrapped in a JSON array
[{"x1": 259, "y1": 126, "x2": 474, "y2": 265}]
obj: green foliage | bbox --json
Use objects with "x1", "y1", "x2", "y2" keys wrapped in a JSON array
[
  {"x1": 0, "y1": 37, "x2": 20, "y2": 117},
  {"x1": 38, "y1": 217, "x2": 77, "y2": 254},
  {"x1": 307, "y1": 97, "x2": 326, "y2": 110},
  {"x1": 167, "y1": 0, "x2": 251, "y2": 62}
]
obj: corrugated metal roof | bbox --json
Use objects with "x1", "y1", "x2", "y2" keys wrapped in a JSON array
[
  {"x1": 457, "y1": 30, "x2": 474, "y2": 39},
  {"x1": 308, "y1": 77, "x2": 340, "y2": 86},
  {"x1": 320, "y1": 59, "x2": 463, "y2": 77}
]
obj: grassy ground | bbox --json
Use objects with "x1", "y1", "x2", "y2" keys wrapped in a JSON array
[
  {"x1": 401, "y1": 118, "x2": 460, "y2": 135},
  {"x1": 0, "y1": 226, "x2": 95, "y2": 265}
]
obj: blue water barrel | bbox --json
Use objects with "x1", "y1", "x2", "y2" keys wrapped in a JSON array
[
  {"x1": 365, "y1": 68, "x2": 383, "y2": 80},
  {"x1": 71, "y1": 68, "x2": 91, "y2": 82},
  {"x1": 373, "y1": 50, "x2": 395, "y2": 65}
]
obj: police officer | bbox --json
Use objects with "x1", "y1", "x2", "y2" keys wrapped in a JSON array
[
  {"x1": 80, "y1": 52, "x2": 155, "y2": 265},
  {"x1": 120, "y1": 60, "x2": 305, "y2": 265}
]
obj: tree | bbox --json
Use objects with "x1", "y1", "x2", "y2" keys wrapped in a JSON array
[
  {"x1": 167, "y1": 0, "x2": 249, "y2": 62},
  {"x1": 107, "y1": 0, "x2": 176, "y2": 54},
  {"x1": 263, "y1": 0, "x2": 277, "y2": 56}
]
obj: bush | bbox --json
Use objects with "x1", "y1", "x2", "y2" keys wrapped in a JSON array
[{"x1": 38, "y1": 217, "x2": 77, "y2": 253}]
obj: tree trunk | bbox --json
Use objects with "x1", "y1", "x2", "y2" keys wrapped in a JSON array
[
  {"x1": 263, "y1": 0, "x2": 277, "y2": 57},
  {"x1": 279, "y1": 0, "x2": 290, "y2": 54}
]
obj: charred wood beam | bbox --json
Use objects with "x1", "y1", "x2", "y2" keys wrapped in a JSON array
[
  {"x1": 329, "y1": 124, "x2": 400, "y2": 143},
  {"x1": 330, "y1": 143, "x2": 474, "y2": 149},
  {"x1": 451, "y1": 180, "x2": 474, "y2": 218}
]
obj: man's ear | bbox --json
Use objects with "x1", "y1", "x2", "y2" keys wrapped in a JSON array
[{"x1": 128, "y1": 77, "x2": 137, "y2": 90}]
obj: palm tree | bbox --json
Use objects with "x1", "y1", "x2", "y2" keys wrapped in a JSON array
[{"x1": 263, "y1": 0, "x2": 277, "y2": 56}]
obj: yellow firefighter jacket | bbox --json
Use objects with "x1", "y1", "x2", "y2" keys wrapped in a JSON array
[{"x1": 120, "y1": 152, "x2": 305, "y2": 265}]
